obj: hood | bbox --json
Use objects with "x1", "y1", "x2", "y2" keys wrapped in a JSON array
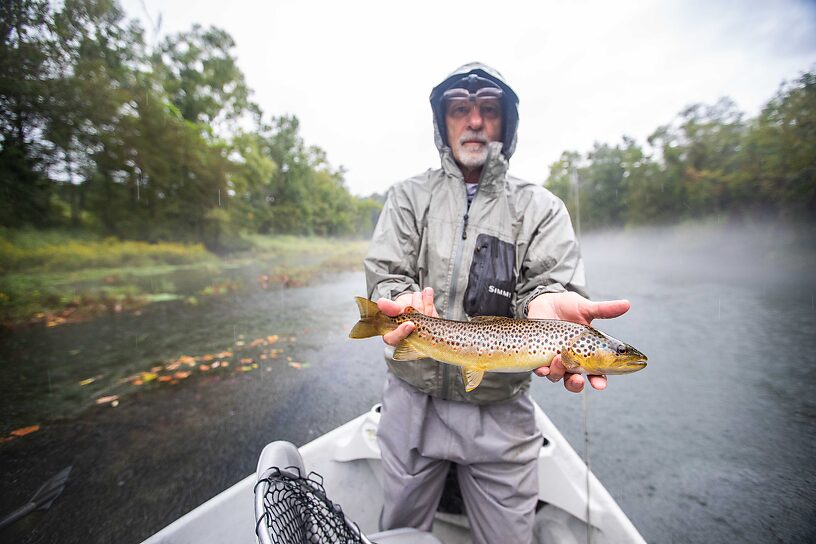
[{"x1": 429, "y1": 62, "x2": 520, "y2": 160}]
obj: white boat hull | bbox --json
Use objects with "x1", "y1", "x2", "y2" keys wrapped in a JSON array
[{"x1": 143, "y1": 403, "x2": 645, "y2": 544}]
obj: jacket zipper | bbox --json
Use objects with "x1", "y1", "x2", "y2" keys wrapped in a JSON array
[
  {"x1": 442, "y1": 182, "x2": 472, "y2": 398},
  {"x1": 443, "y1": 166, "x2": 489, "y2": 398}
]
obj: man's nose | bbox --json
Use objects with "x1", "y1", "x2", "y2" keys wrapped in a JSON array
[{"x1": 466, "y1": 107, "x2": 484, "y2": 129}]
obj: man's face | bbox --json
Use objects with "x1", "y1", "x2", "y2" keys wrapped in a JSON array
[{"x1": 444, "y1": 87, "x2": 503, "y2": 171}]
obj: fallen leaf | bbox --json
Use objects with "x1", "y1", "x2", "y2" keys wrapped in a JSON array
[
  {"x1": 11, "y1": 425, "x2": 40, "y2": 437},
  {"x1": 235, "y1": 341, "x2": 245, "y2": 347},
  {"x1": 150, "y1": 366, "x2": 162, "y2": 373},
  {"x1": 174, "y1": 371, "x2": 191, "y2": 379},
  {"x1": 221, "y1": 361, "x2": 230, "y2": 368},
  {"x1": 0, "y1": 436, "x2": 16, "y2": 443},
  {"x1": 132, "y1": 379, "x2": 144, "y2": 386},
  {"x1": 240, "y1": 358, "x2": 253, "y2": 364},
  {"x1": 165, "y1": 361, "x2": 181, "y2": 371},
  {"x1": 96, "y1": 395, "x2": 118, "y2": 405},
  {"x1": 199, "y1": 364, "x2": 210, "y2": 372},
  {"x1": 79, "y1": 377, "x2": 96, "y2": 386},
  {"x1": 250, "y1": 338, "x2": 265, "y2": 347},
  {"x1": 201, "y1": 354, "x2": 215, "y2": 361},
  {"x1": 111, "y1": 400, "x2": 119, "y2": 407},
  {"x1": 141, "y1": 372, "x2": 158, "y2": 383},
  {"x1": 179, "y1": 355, "x2": 196, "y2": 366},
  {"x1": 211, "y1": 361, "x2": 221, "y2": 368},
  {"x1": 121, "y1": 373, "x2": 141, "y2": 382},
  {"x1": 267, "y1": 335, "x2": 279, "y2": 344},
  {"x1": 158, "y1": 375, "x2": 172, "y2": 382},
  {"x1": 289, "y1": 362, "x2": 302, "y2": 370}
]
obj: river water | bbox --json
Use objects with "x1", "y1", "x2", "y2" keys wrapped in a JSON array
[{"x1": 1, "y1": 221, "x2": 814, "y2": 543}]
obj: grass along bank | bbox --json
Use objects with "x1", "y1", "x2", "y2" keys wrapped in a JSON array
[{"x1": 0, "y1": 230, "x2": 368, "y2": 326}]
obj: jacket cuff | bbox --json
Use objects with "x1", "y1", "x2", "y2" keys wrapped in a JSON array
[{"x1": 390, "y1": 286, "x2": 419, "y2": 300}]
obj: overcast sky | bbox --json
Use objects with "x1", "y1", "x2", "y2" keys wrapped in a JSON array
[{"x1": 120, "y1": 0, "x2": 816, "y2": 196}]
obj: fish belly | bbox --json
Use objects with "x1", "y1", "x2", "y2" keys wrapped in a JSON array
[{"x1": 416, "y1": 340, "x2": 556, "y2": 373}]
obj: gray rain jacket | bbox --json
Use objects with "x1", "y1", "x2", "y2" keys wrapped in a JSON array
[{"x1": 365, "y1": 63, "x2": 587, "y2": 404}]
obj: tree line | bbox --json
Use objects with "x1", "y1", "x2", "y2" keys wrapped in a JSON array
[
  {"x1": 0, "y1": 0, "x2": 381, "y2": 251},
  {"x1": 545, "y1": 71, "x2": 815, "y2": 231}
]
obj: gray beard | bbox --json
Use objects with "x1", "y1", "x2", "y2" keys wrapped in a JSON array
[{"x1": 453, "y1": 131, "x2": 490, "y2": 169}]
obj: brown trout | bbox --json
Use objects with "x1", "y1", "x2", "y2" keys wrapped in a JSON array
[{"x1": 349, "y1": 297, "x2": 647, "y2": 392}]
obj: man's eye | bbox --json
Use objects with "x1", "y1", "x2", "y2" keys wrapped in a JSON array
[
  {"x1": 448, "y1": 104, "x2": 469, "y2": 117},
  {"x1": 480, "y1": 104, "x2": 500, "y2": 118}
]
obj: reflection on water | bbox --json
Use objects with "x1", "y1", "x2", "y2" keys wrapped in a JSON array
[
  {"x1": 1, "y1": 221, "x2": 814, "y2": 543},
  {"x1": 532, "y1": 221, "x2": 816, "y2": 544}
]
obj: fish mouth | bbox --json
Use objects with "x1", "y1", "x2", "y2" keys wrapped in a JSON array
[{"x1": 624, "y1": 356, "x2": 648, "y2": 372}]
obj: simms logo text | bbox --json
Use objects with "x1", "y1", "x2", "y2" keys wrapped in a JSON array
[{"x1": 488, "y1": 285, "x2": 512, "y2": 299}]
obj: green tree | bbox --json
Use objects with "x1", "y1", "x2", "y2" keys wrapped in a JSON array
[
  {"x1": 48, "y1": 0, "x2": 144, "y2": 230},
  {"x1": 155, "y1": 25, "x2": 259, "y2": 131},
  {"x1": 743, "y1": 71, "x2": 816, "y2": 217},
  {"x1": 0, "y1": 0, "x2": 55, "y2": 226}
]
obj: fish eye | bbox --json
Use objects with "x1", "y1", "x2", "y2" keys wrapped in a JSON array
[{"x1": 616, "y1": 344, "x2": 627, "y2": 354}]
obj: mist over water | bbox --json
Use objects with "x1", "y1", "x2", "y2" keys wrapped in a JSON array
[{"x1": 532, "y1": 220, "x2": 816, "y2": 543}]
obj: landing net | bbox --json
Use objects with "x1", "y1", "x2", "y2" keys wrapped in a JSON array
[{"x1": 254, "y1": 466, "x2": 370, "y2": 544}]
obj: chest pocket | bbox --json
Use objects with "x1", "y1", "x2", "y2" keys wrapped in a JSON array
[{"x1": 463, "y1": 233, "x2": 516, "y2": 317}]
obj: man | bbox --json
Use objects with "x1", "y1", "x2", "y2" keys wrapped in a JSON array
[{"x1": 364, "y1": 63, "x2": 630, "y2": 544}]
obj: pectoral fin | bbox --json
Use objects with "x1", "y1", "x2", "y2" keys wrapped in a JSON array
[
  {"x1": 392, "y1": 340, "x2": 425, "y2": 361},
  {"x1": 462, "y1": 367, "x2": 485, "y2": 392}
]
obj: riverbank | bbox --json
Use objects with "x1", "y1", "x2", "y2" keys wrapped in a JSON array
[{"x1": 0, "y1": 230, "x2": 368, "y2": 327}]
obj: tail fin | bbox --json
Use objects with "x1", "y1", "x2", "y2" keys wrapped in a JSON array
[{"x1": 349, "y1": 297, "x2": 385, "y2": 339}]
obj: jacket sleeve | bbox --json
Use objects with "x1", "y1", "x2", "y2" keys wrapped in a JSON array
[
  {"x1": 514, "y1": 196, "x2": 588, "y2": 317},
  {"x1": 364, "y1": 183, "x2": 422, "y2": 301}
]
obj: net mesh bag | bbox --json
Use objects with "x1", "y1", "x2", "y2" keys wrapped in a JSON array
[{"x1": 254, "y1": 466, "x2": 369, "y2": 544}]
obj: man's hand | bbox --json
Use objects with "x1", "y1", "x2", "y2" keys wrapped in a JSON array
[
  {"x1": 378, "y1": 287, "x2": 439, "y2": 347},
  {"x1": 528, "y1": 291, "x2": 630, "y2": 393}
]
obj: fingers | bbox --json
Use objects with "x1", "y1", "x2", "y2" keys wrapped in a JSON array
[
  {"x1": 534, "y1": 355, "x2": 608, "y2": 393},
  {"x1": 411, "y1": 291, "x2": 423, "y2": 313},
  {"x1": 545, "y1": 354, "x2": 566, "y2": 382},
  {"x1": 422, "y1": 287, "x2": 439, "y2": 317},
  {"x1": 563, "y1": 373, "x2": 585, "y2": 393},
  {"x1": 377, "y1": 297, "x2": 405, "y2": 317},
  {"x1": 405, "y1": 287, "x2": 438, "y2": 317},
  {"x1": 382, "y1": 321, "x2": 415, "y2": 347},
  {"x1": 587, "y1": 299, "x2": 630, "y2": 321},
  {"x1": 588, "y1": 374, "x2": 608, "y2": 391}
]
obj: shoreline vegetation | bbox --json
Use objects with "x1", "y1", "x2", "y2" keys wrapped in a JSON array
[{"x1": 0, "y1": 229, "x2": 368, "y2": 327}]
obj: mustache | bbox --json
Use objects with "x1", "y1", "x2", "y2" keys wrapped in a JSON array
[{"x1": 459, "y1": 131, "x2": 488, "y2": 145}]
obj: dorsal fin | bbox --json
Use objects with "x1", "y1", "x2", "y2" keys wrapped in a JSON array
[
  {"x1": 461, "y1": 367, "x2": 485, "y2": 392},
  {"x1": 470, "y1": 315, "x2": 506, "y2": 322},
  {"x1": 392, "y1": 340, "x2": 425, "y2": 361}
]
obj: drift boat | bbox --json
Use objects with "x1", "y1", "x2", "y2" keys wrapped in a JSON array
[{"x1": 142, "y1": 402, "x2": 646, "y2": 544}]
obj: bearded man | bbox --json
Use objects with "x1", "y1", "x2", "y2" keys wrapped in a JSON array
[{"x1": 365, "y1": 62, "x2": 630, "y2": 544}]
